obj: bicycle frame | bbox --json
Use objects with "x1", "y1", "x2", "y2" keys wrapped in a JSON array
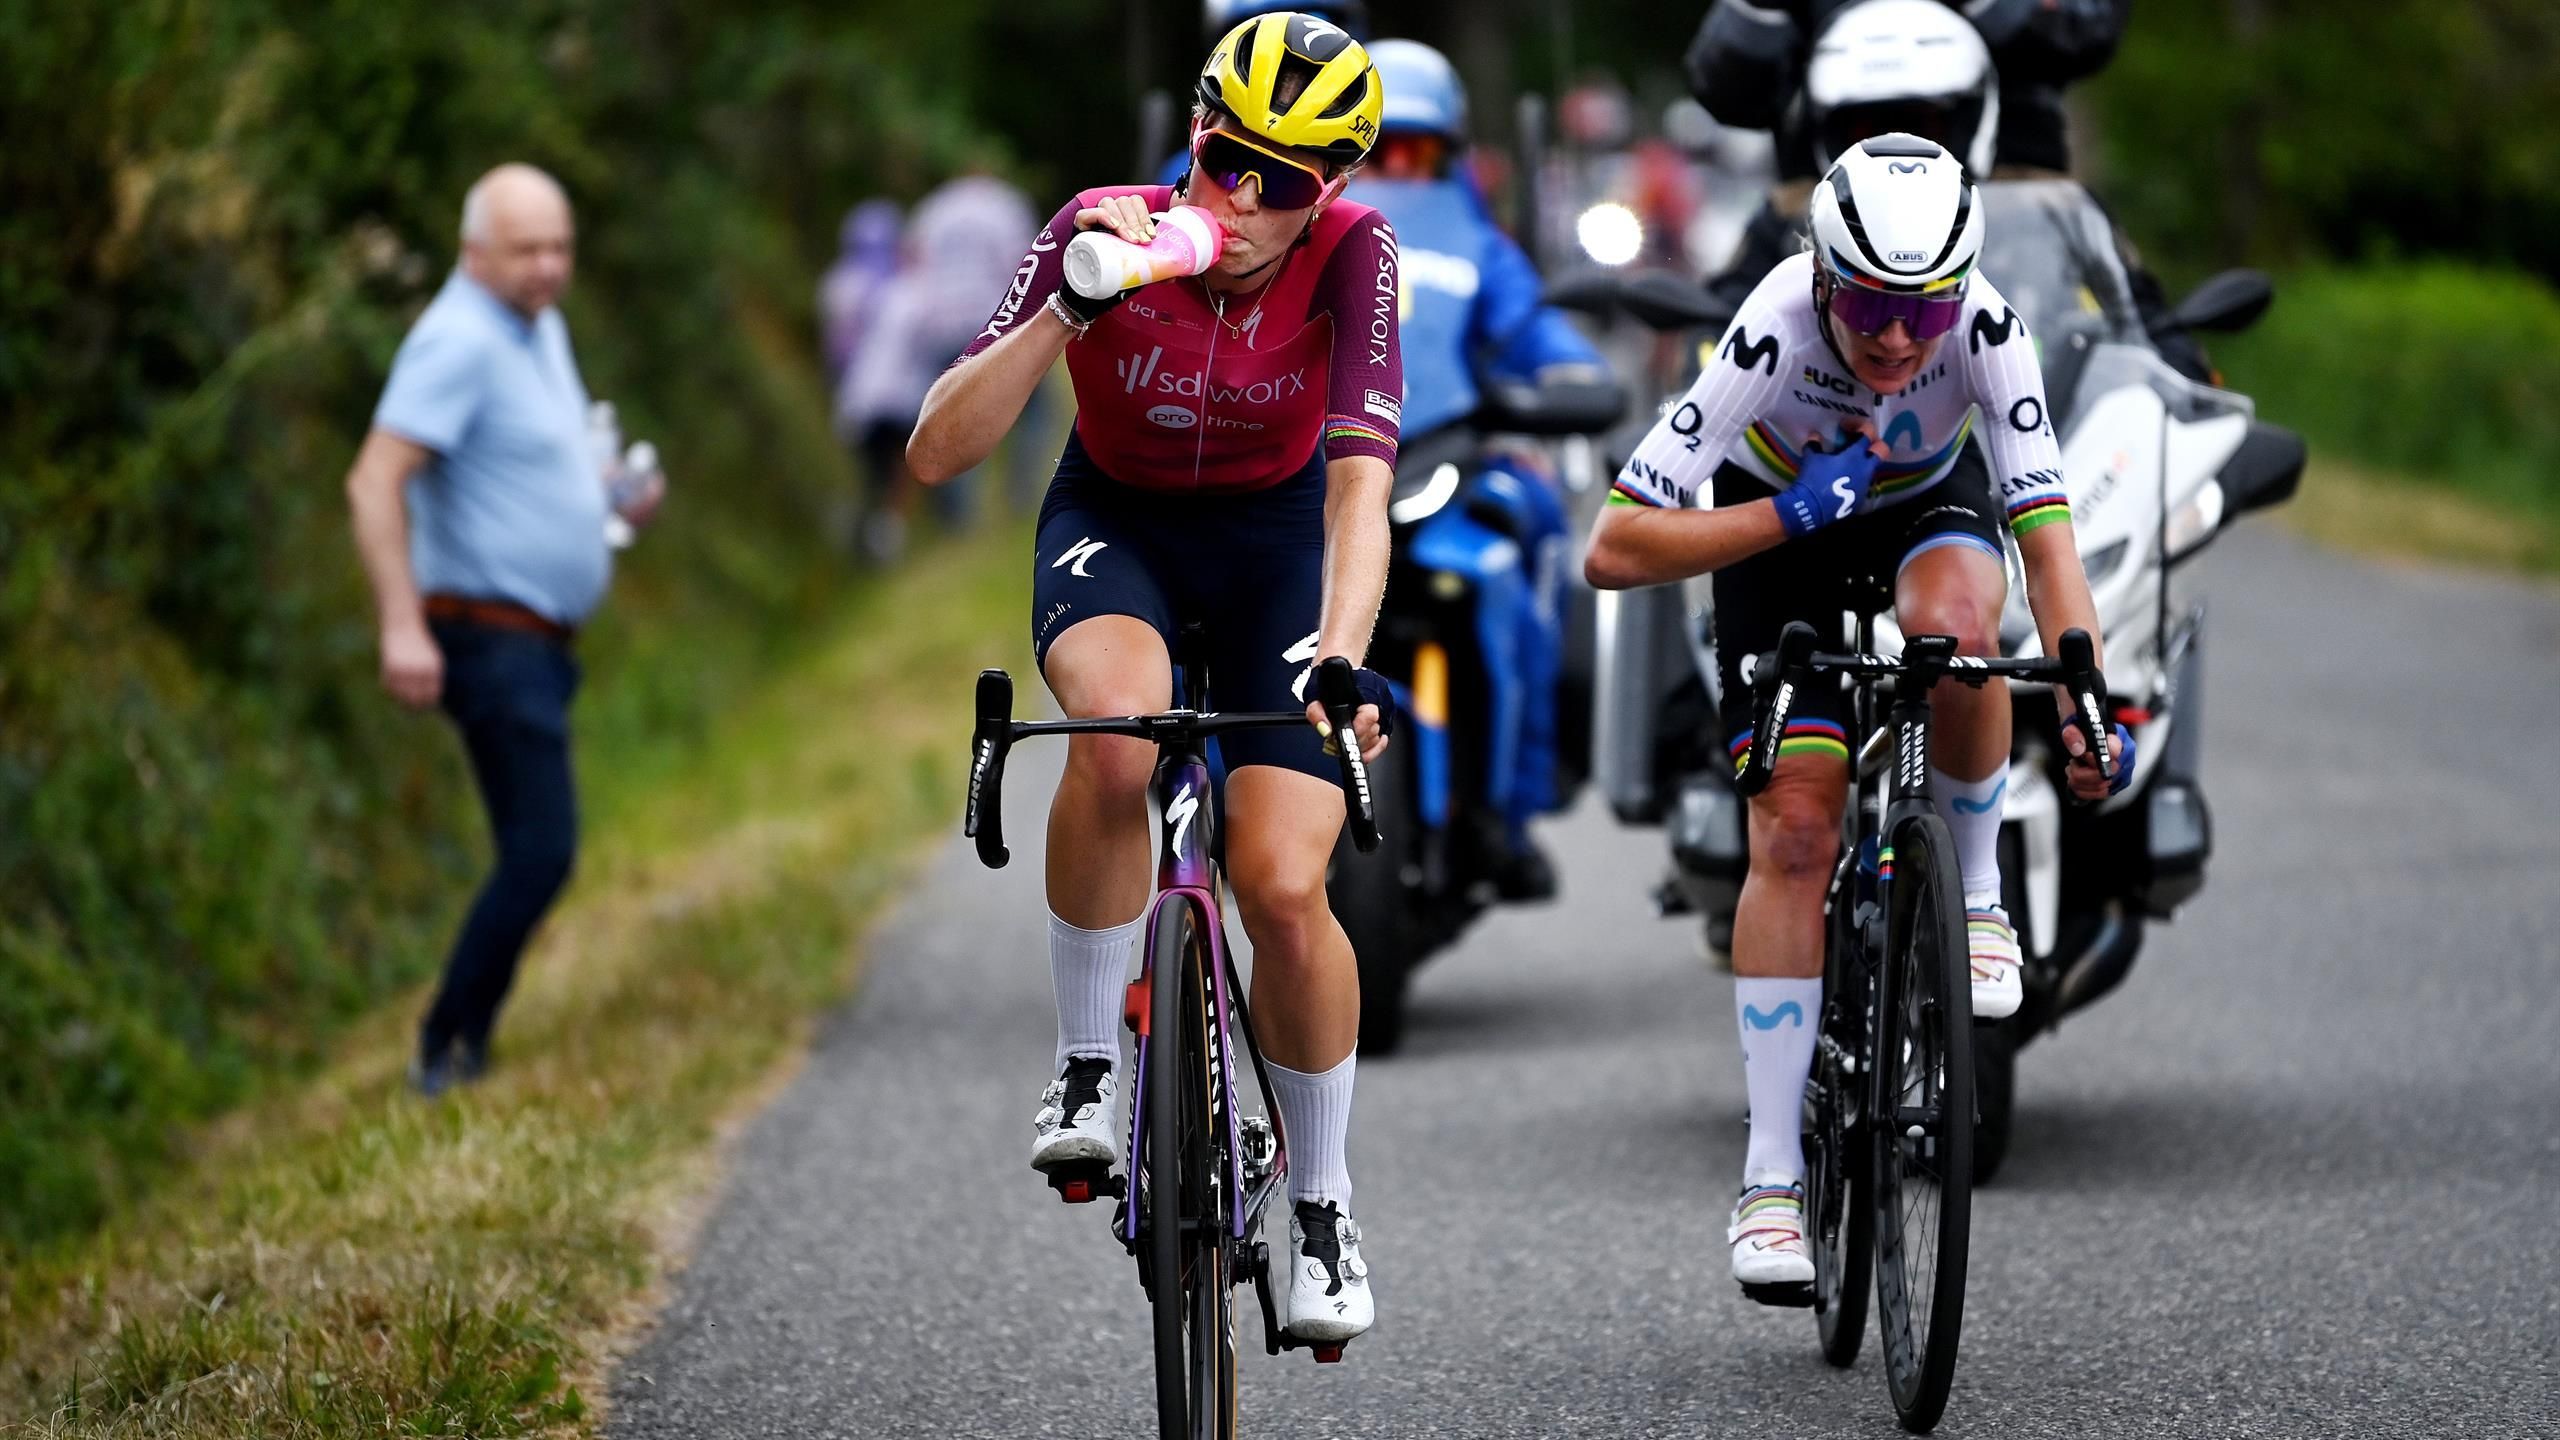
[{"x1": 1122, "y1": 703, "x2": 1291, "y2": 1249}]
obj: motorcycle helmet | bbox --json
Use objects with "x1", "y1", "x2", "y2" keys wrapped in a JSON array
[
  {"x1": 1369, "y1": 39, "x2": 1467, "y2": 141},
  {"x1": 1805, "y1": 0, "x2": 1999, "y2": 177},
  {"x1": 1198, "y1": 11, "x2": 1384, "y2": 168}
]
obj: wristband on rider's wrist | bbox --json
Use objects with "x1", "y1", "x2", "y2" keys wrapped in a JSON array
[{"x1": 1045, "y1": 290, "x2": 1096, "y2": 338}]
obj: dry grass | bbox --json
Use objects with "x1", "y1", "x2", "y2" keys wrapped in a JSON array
[
  {"x1": 2, "y1": 523, "x2": 1029, "y2": 1438},
  {"x1": 2279, "y1": 457, "x2": 2559, "y2": 576}
]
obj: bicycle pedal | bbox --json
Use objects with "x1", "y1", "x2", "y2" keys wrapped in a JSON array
[
  {"x1": 1045, "y1": 1164, "x2": 1123, "y2": 1205},
  {"x1": 1310, "y1": 1343, "x2": 1345, "y2": 1364},
  {"x1": 1739, "y1": 1281, "x2": 1817, "y2": 1310}
]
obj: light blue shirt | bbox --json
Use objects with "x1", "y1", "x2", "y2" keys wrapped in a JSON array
[{"x1": 373, "y1": 270, "x2": 609, "y2": 625}]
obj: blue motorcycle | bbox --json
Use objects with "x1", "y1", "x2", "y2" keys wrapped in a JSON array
[{"x1": 1327, "y1": 156, "x2": 1624, "y2": 1053}]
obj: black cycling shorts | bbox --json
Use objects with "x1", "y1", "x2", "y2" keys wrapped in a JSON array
[
  {"x1": 1032, "y1": 427, "x2": 1331, "y2": 781},
  {"x1": 1709, "y1": 443, "x2": 2007, "y2": 768}
]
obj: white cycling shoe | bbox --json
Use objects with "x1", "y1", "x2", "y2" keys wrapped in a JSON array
[
  {"x1": 1729, "y1": 1179, "x2": 1815, "y2": 1292},
  {"x1": 1029, "y1": 1056, "x2": 1119, "y2": 1173},
  {"x1": 1280, "y1": 1200, "x2": 1373, "y2": 1344},
  {"x1": 1967, "y1": 904, "x2": 2023, "y2": 1021}
]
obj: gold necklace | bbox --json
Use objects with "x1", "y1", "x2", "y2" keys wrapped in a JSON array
[{"x1": 1204, "y1": 250, "x2": 1288, "y2": 341}]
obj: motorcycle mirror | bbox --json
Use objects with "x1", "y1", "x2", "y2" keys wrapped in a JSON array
[
  {"x1": 1615, "y1": 268, "x2": 1735, "y2": 335},
  {"x1": 2215, "y1": 420, "x2": 2308, "y2": 523},
  {"x1": 2168, "y1": 268, "x2": 2275, "y2": 335},
  {"x1": 1542, "y1": 269, "x2": 1621, "y2": 318}
]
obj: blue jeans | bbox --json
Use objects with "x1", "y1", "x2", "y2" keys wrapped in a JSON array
[{"x1": 420, "y1": 620, "x2": 581, "y2": 1057}]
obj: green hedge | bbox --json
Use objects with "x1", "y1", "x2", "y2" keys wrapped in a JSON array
[
  {"x1": 2211, "y1": 263, "x2": 2560, "y2": 517},
  {"x1": 0, "y1": 2, "x2": 1103, "y2": 1259}
]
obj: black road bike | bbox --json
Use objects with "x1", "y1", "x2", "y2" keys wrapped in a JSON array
[
  {"x1": 966, "y1": 642, "x2": 1382, "y2": 1440},
  {"x1": 1734, "y1": 603, "x2": 2111, "y2": 1433}
]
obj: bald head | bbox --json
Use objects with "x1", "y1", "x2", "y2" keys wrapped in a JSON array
[{"x1": 460, "y1": 164, "x2": 575, "y2": 318}]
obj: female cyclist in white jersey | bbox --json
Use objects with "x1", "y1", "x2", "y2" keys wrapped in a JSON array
[{"x1": 1584, "y1": 133, "x2": 2132, "y2": 1297}]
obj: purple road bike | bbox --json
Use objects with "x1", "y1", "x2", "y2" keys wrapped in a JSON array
[{"x1": 966, "y1": 640, "x2": 1381, "y2": 1440}]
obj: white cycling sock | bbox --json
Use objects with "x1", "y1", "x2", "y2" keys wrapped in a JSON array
[
  {"x1": 1930, "y1": 761, "x2": 2008, "y2": 906},
  {"x1": 1266, "y1": 1052, "x2": 1356, "y2": 1209},
  {"x1": 1051, "y1": 910, "x2": 1141, "y2": 1070},
  {"x1": 1736, "y1": 977, "x2": 1823, "y2": 1185}
]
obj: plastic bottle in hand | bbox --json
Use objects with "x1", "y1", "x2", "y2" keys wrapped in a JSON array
[
  {"x1": 604, "y1": 440, "x2": 658, "y2": 551},
  {"x1": 1063, "y1": 207, "x2": 1227, "y2": 300}
]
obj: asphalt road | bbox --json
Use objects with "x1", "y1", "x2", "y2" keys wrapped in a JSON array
[{"x1": 614, "y1": 526, "x2": 2560, "y2": 1438}]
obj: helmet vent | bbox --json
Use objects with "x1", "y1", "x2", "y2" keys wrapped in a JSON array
[{"x1": 1319, "y1": 70, "x2": 1371, "y2": 120}]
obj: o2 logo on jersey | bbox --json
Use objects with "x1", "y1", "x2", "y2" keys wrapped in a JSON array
[
  {"x1": 1668, "y1": 400, "x2": 1706, "y2": 453},
  {"x1": 1148, "y1": 405, "x2": 1198, "y2": 430}
]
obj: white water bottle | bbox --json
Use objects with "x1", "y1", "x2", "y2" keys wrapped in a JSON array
[
  {"x1": 1063, "y1": 206, "x2": 1227, "y2": 300},
  {"x1": 604, "y1": 440, "x2": 659, "y2": 551}
]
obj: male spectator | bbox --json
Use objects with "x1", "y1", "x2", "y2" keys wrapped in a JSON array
[{"x1": 343, "y1": 163, "x2": 663, "y2": 1097}]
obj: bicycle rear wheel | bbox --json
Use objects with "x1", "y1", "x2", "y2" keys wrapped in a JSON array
[
  {"x1": 1810, "y1": 882, "x2": 1874, "y2": 1367},
  {"x1": 1147, "y1": 900, "x2": 1238, "y2": 1440},
  {"x1": 1870, "y1": 814, "x2": 1974, "y2": 1432}
]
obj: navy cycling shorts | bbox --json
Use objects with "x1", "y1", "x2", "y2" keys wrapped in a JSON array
[
  {"x1": 1709, "y1": 442, "x2": 2007, "y2": 768},
  {"x1": 1031, "y1": 429, "x2": 1331, "y2": 781}
]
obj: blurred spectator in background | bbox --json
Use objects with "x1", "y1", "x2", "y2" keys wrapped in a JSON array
[
  {"x1": 822, "y1": 200, "x2": 905, "y2": 394},
  {"x1": 821, "y1": 200, "x2": 907, "y2": 559},
  {"x1": 902, "y1": 171, "x2": 1046, "y2": 511},
  {"x1": 834, "y1": 170, "x2": 1042, "y2": 563},
  {"x1": 343, "y1": 163, "x2": 664, "y2": 1098}
]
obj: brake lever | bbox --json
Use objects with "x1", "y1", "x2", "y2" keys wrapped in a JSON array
[
  {"x1": 966, "y1": 669, "x2": 1015, "y2": 868},
  {"x1": 2055, "y1": 628, "x2": 2113, "y2": 786},
  {"x1": 1314, "y1": 657, "x2": 1381, "y2": 854}
]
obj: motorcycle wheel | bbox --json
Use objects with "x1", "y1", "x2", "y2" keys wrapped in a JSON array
[{"x1": 1326, "y1": 743, "x2": 1420, "y2": 1055}]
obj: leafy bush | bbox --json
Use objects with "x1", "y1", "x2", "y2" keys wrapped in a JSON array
[
  {"x1": 2212, "y1": 263, "x2": 2560, "y2": 517},
  {"x1": 0, "y1": 1, "x2": 1103, "y2": 1257}
]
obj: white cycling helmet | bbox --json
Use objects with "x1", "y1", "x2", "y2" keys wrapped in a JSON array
[
  {"x1": 1808, "y1": 132, "x2": 1983, "y2": 295},
  {"x1": 1805, "y1": 0, "x2": 1999, "y2": 177}
]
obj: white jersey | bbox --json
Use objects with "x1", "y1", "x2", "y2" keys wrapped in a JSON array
[{"x1": 1611, "y1": 252, "x2": 2071, "y2": 537}]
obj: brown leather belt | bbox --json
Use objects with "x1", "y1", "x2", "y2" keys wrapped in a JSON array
[{"x1": 424, "y1": 594, "x2": 576, "y2": 643}]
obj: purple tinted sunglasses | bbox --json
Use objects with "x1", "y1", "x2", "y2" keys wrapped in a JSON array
[{"x1": 1823, "y1": 272, "x2": 1969, "y2": 341}]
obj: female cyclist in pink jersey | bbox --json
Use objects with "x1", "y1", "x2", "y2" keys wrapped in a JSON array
[{"x1": 908, "y1": 11, "x2": 1398, "y2": 1345}]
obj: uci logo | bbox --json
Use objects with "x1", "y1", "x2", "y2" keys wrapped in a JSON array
[{"x1": 1147, "y1": 405, "x2": 1198, "y2": 430}]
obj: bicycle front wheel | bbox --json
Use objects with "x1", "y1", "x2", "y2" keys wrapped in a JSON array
[
  {"x1": 1870, "y1": 814, "x2": 1974, "y2": 1432},
  {"x1": 1146, "y1": 899, "x2": 1238, "y2": 1440}
]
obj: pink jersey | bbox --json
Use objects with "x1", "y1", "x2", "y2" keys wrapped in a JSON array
[{"x1": 964, "y1": 184, "x2": 1403, "y2": 494}]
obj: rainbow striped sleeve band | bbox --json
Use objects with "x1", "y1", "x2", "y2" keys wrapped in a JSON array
[
  {"x1": 1728, "y1": 717, "x2": 1852, "y2": 772},
  {"x1": 2006, "y1": 493, "x2": 2072, "y2": 537},
  {"x1": 1324, "y1": 416, "x2": 1396, "y2": 461}
]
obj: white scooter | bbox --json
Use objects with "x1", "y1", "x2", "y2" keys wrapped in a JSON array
[{"x1": 1598, "y1": 181, "x2": 2306, "y2": 1181}]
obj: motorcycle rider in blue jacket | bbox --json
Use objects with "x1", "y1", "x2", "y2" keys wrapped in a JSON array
[{"x1": 1347, "y1": 37, "x2": 1612, "y2": 899}]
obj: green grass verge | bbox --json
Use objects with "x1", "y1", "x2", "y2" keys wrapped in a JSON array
[
  {"x1": 1, "y1": 521, "x2": 1030, "y2": 1438},
  {"x1": 2214, "y1": 263, "x2": 2560, "y2": 567}
]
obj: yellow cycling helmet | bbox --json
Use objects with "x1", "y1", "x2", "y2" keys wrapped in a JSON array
[{"x1": 1197, "y1": 11, "x2": 1383, "y2": 167}]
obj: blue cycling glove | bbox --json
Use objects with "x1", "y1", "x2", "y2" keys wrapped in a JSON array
[
  {"x1": 1774, "y1": 441, "x2": 1885, "y2": 539},
  {"x1": 2065, "y1": 716, "x2": 2138, "y2": 796}
]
